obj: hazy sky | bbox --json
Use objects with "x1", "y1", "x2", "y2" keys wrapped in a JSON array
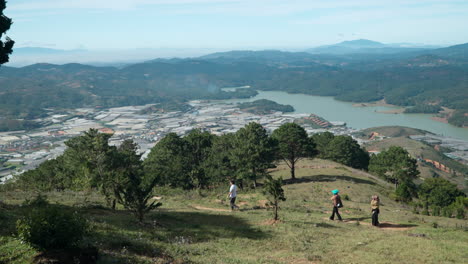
[{"x1": 4, "y1": 0, "x2": 468, "y2": 50}]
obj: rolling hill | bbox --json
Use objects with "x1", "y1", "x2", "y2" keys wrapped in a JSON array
[
  {"x1": 1, "y1": 41, "x2": 468, "y2": 130},
  {"x1": 1, "y1": 158, "x2": 467, "y2": 263}
]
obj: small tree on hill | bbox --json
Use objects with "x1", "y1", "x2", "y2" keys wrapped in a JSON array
[
  {"x1": 263, "y1": 176, "x2": 286, "y2": 221},
  {"x1": 1, "y1": 0, "x2": 14, "y2": 65},
  {"x1": 272, "y1": 123, "x2": 316, "y2": 179},
  {"x1": 368, "y1": 146, "x2": 419, "y2": 188},
  {"x1": 114, "y1": 139, "x2": 162, "y2": 222}
]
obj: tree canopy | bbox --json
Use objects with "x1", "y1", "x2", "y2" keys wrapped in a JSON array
[
  {"x1": 322, "y1": 135, "x2": 370, "y2": 170},
  {"x1": 368, "y1": 146, "x2": 419, "y2": 188},
  {"x1": 0, "y1": 0, "x2": 14, "y2": 65},
  {"x1": 231, "y1": 122, "x2": 277, "y2": 187},
  {"x1": 272, "y1": 123, "x2": 316, "y2": 179}
]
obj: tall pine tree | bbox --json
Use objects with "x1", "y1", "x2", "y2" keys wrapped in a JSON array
[{"x1": 0, "y1": 0, "x2": 14, "y2": 65}]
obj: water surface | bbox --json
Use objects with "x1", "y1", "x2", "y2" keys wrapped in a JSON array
[{"x1": 221, "y1": 91, "x2": 468, "y2": 141}]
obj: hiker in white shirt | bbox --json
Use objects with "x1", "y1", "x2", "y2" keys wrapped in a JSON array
[{"x1": 228, "y1": 180, "x2": 239, "y2": 210}]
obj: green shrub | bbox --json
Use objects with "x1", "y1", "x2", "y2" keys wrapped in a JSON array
[
  {"x1": 22, "y1": 193, "x2": 49, "y2": 207},
  {"x1": 455, "y1": 206, "x2": 465, "y2": 219},
  {"x1": 16, "y1": 207, "x2": 88, "y2": 250},
  {"x1": 431, "y1": 205, "x2": 441, "y2": 216},
  {"x1": 395, "y1": 181, "x2": 417, "y2": 202},
  {"x1": 421, "y1": 208, "x2": 429, "y2": 216},
  {"x1": 442, "y1": 206, "x2": 452, "y2": 218},
  {"x1": 343, "y1": 194, "x2": 350, "y2": 201}
]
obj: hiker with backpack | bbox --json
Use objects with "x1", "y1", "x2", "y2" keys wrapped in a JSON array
[
  {"x1": 371, "y1": 195, "x2": 380, "y2": 226},
  {"x1": 329, "y1": 189, "x2": 343, "y2": 221}
]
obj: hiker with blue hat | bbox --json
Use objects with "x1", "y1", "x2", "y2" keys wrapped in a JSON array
[{"x1": 329, "y1": 189, "x2": 343, "y2": 221}]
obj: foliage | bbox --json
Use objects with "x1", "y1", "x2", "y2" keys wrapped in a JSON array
[
  {"x1": 272, "y1": 123, "x2": 316, "y2": 179},
  {"x1": 22, "y1": 193, "x2": 49, "y2": 207},
  {"x1": 263, "y1": 176, "x2": 286, "y2": 220},
  {"x1": 311, "y1": 131, "x2": 335, "y2": 158},
  {"x1": 238, "y1": 99, "x2": 294, "y2": 114},
  {"x1": 203, "y1": 133, "x2": 236, "y2": 185},
  {"x1": 0, "y1": 237, "x2": 37, "y2": 264},
  {"x1": 447, "y1": 109, "x2": 468, "y2": 127},
  {"x1": 451, "y1": 196, "x2": 467, "y2": 219},
  {"x1": 369, "y1": 146, "x2": 419, "y2": 188},
  {"x1": 114, "y1": 140, "x2": 162, "y2": 222},
  {"x1": 322, "y1": 135, "x2": 369, "y2": 169},
  {"x1": 16, "y1": 207, "x2": 88, "y2": 250},
  {"x1": 404, "y1": 104, "x2": 442, "y2": 114},
  {"x1": 184, "y1": 129, "x2": 215, "y2": 188},
  {"x1": 144, "y1": 133, "x2": 192, "y2": 189},
  {"x1": 18, "y1": 156, "x2": 72, "y2": 191},
  {"x1": 230, "y1": 122, "x2": 277, "y2": 187},
  {"x1": 418, "y1": 178, "x2": 465, "y2": 207},
  {"x1": 394, "y1": 180, "x2": 417, "y2": 202},
  {"x1": 63, "y1": 129, "x2": 120, "y2": 207},
  {"x1": 0, "y1": 0, "x2": 14, "y2": 65},
  {"x1": 0, "y1": 119, "x2": 41, "y2": 132}
]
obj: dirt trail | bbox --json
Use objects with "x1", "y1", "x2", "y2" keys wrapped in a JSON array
[
  {"x1": 192, "y1": 205, "x2": 231, "y2": 212},
  {"x1": 323, "y1": 218, "x2": 414, "y2": 231}
]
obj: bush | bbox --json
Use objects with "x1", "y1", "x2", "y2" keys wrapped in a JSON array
[
  {"x1": 431, "y1": 205, "x2": 441, "y2": 216},
  {"x1": 442, "y1": 207, "x2": 452, "y2": 218},
  {"x1": 16, "y1": 207, "x2": 88, "y2": 250},
  {"x1": 395, "y1": 181, "x2": 417, "y2": 202},
  {"x1": 22, "y1": 193, "x2": 49, "y2": 207},
  {"x1": 343, "y1": 194, "x2": 350, "y2": 201},
  {"x1": 451, "y1": 196, "x2": 467, "y2": 219},
  {"x1": 455, "y1": 206, "x2": 465, "y2": 219}
]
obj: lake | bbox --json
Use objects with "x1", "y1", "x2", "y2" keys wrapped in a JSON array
[{"x1": 222, "y1": 90, "x2": 468, "y2": 141}]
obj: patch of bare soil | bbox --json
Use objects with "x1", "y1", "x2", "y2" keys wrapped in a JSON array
[
  {"x1": 238, "y1": 201, "x2": 249, "y2": 206},
  {"x1": 192, "y1": 205, "x2": 231, "y2": 212},
  {"x1": 323, "y1": 218, "x2": 415, "y2": 231},
  {"x1": 258, "y1": 199, "x2": 269, "y2": 207}
]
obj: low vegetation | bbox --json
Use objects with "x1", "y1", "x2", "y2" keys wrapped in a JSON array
[
  {"x1": 1, "y1": 122, "x2": 466, "y2": 263},
  {"x1": 238, "y1": 99, "x2": 294, "y2": 114},
  {"x1": 1, "y1": 159, "x2": 467, "y2": 263}
]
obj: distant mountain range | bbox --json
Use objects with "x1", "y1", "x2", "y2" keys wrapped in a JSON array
[
  {"x1": 13, "y1": 47, "x2": 86, "y2": 55},
  {"x1": 306, "y1": 39, "x2": 441, "y2": 55},
  {"x1": 1, "y1": 40, "x2": 467, "y2": 130}
]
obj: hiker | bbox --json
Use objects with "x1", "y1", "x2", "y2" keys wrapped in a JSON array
[
  {"x1": 228, "y1": 180, "x2": 239, "y2": 210},
  {"x1": 371, "y1": 195, "x2": 380, "y2": 226},
  {"x1": 329, "y1": 189, "x2": 343, "y2": 221}
]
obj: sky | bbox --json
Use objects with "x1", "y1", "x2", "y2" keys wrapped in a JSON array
[{"x1": 3, "y1": 0, "x2": 468, "y2": 51}]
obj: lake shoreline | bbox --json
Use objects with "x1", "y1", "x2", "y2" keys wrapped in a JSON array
[{"x1": 223, "y1": 90, "x2": 468, "y2": 141}]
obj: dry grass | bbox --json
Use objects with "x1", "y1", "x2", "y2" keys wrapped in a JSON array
[{"x1": 1, "y1": 159, "x2": 467, "y2": 264}]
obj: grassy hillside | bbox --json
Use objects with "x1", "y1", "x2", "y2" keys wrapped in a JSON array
[
  {"x1": 364, "y1": 137, "x2": 468, "y2": 192},
  {"x1": 1, "y1": 159, "x2": 467, "y2": 264}
]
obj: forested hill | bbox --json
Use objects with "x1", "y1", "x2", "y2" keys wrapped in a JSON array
[{"x1": 1, "y1": 42, "x2": 467, "y2": 128}]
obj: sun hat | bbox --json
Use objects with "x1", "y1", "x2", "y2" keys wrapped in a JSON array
[{"x1": 331, "y1": 189, "x2": 339, "y2": 194}]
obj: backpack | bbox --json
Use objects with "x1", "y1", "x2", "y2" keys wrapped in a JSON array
[{"x1": 336, "y1": 196, "x2": 344, "y2": 208}]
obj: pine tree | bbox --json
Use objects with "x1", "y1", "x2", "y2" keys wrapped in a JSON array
[
  {"x1": 263, "y1": 176, "x2": 286, "y2": 221},
  {"x1": 272, "y1": 123, "x2": 316, "y2": 179},
  {"x1": 0, "y1": 0, "x2": 14, "y2": 65}
]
